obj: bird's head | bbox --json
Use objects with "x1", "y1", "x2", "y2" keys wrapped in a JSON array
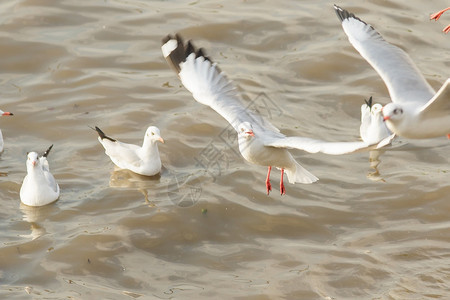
[
  {"x1": 238, "y1": 122, "x2": 255, "y2": 138},
  {"x1": 382, "y1": 103, "x2": 404, "y2": 122},
  {"x1": 27, "y1": 152, "x2": 39, "y2": 167},
  {"x1": 371, "y1": 103, "x2": 383, "y2": 116},
  {"x1": 146, "y1": 126, "x2": 164, "y2": 143}
]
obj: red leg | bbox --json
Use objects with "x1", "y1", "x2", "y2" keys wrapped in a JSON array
[
  {"x1": 447, "y1": 133, "x2": 450, "y2": 139},
  {"x1": 265, "y1": 166, "x2": 272, "y2": 195},
  {"x1": 443, "y1": 24, "x2": 450, "y2": 33},
  {"x1": 280, "y1": 169, "x2": 286, "y2": 195},
  {"x1": 430, "y1": 7, "x2": 450, "y2": 20}
]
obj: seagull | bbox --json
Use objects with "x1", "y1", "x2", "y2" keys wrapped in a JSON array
[
  {"x1": 92, "y1": 126, "x2": 164, "y2": 176},
  {"x1": 430, "y1": 7, "x2": 450, "y2": 33},
  {"x1": 162, "y1": 34, "x2": 389, "y2": 195},
  {"x1": 0, "y1": 109, "x2": 13, "y2": 152},
  {"x1": 20, "y1": 145, "x2": 60, "y2": 207},
  {"x1": 334, "y1": 5, "x2": 450, "y2": 139},
  {"x1": 360, "y1": 96, "x2": 393, "y2": 146}
]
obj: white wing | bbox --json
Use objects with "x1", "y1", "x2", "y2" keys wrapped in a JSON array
[
  {"x1": 100, "y1": 138, "x2": 142, "y2": 168},
  {"x1": 419, "y1": 78, "x2": 450, "y2": 119},
  {"x1": 264, "y1": 136, "x2": 375, "y2": 155},
  {"x1": 162, "y1": 34, "x2": 283, "y2": 139},
  {"x1": 163, "y1": 34, "x2": 393, "y2": 156},
  {"x1": 334, "y1": 5, "x2": 436, "y2": 105},
  {"x1": 43, "y1": 169, "x2": 59, "y2": 193}
]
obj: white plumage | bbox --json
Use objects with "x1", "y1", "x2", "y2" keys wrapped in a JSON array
[
  {"x1": 359, "y1": 97, "x2": 393, "y2": 146},
  {"x1": 93, "y1": 126, "x2": 164, "y2": 176},
  {"x1": 162, "y1": 34, "x2": 386, "y2": 195},
  {"x1": 0, "y1": 109, "x2": 13, "y2": 152},
  {"x1": 335, "y1": 5, "x2": 450, "y2": 139},
  {"x1": 20, "y1": 145, "x2": 60, "y2": 207}
]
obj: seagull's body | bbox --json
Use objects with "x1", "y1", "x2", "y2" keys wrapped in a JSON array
[
  {"x1": 93, "y1": 126, "x2": 164, "y2": 176},
  {"x1": 20, "y1": 145, "x2": 60, "y2": 207},
  {"x1": 238, "y1": 122, "x2": 317, "y2": 194},
  {"x1": 335, "y1": 5, "x2": 450, "y2": 139},
  {"x1": 162, "y1": 34, "x2": 386, "y2": 195},
  {"x1": 360, "y1": 97, "x2": 393, "y2": 145},
  {"x1": 0, "y1": 110, "x2": 13, "y2": 152}
]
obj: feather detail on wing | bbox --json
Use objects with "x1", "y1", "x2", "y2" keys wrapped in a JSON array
[
  {"x1": 264, "y1": 136, "x2": 374, "y2": 155},
  {"x1": 100, "y1": 139, "x2": 142, "y2": 168},
  {"x1": 419, "y1": 78, "x2": 450, "y2": 119},
  {"x1": 334, "y1": 5, "x2": 435, "y2": 104},
  {"x1": 162, "y1": 34, "x2": 282, "y2": 137}
]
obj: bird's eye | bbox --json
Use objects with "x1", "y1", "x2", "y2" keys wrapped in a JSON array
[
  {"x1": 151, "y1": 132, "x2": 154, "y2": 136},
  {"x1": 393, "y1": 108, "x2": 403, "y2": 115}
]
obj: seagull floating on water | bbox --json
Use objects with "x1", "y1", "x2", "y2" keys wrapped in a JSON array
[
  {"x1": 162, "y1": 34, "x2": 388, "y2": 195},
  {"x1": 20, "y1": 145, "x2": 60, "y2": 207},
  {"x1": 360, "y1": 96, "x2": 393, "y2": 146},
  {"x1": 334, "y1": 5, "x2": 450, "y2": 139},
  {"x1": 93, "y1": 126, "x2": 164, "y2": 176},
  {"x1": 0, "y1": 109, "x2": 13, "y2": 152},
  {"x1": 430, "y1": 7, "x2": 450, "y2": 33}
]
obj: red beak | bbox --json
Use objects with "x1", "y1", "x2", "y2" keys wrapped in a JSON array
[
  {"x1": 383, "y1": 116, "x2": 390, "y2": 121},
  {"x1": 2, "y1": 112, "x2": 13, "y2": 116},
  {"x1": 246, "y1": 131, "x2": 255, "y2": 137}
]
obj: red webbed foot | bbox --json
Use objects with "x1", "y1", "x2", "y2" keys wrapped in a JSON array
[
  {"x1": 280, "y1": 183, "x2": 286, "y2": 195},
  {"x1": 265, "y1": 166, "x2": 272, "y2": 195},
  {"x1": 280, "y1": 168, "x2": 286, "y2": 195},
  {"x1": 443, "y1": 24, "x2": 450, "y2": 33},
  {"x1": 430, "y1": 7, "x2": 450, "y2": 21}
]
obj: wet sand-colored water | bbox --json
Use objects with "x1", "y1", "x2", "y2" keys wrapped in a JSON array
[{"x1": 0, "y1": 0, "x2": 449, "y2": 298}]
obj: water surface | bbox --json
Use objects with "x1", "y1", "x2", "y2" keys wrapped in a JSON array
[{"x1": 0, "y1": 0, "x2": 449, "y2": 298}]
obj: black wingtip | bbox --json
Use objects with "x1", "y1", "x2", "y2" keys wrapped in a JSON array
[
  {"x1": 92, "y1": 126, "x2": 116, "y2": 142},
  {"x1": 333, "y1": 4, "x2": 370, "y2": 27},
  {"x1": 161, "y1": 33, "x2": 212, "y2": 74},
  {"x1": 364, "y1": 96, "x2": 373, "y2": 108},
  {"x1": 43, "y1": 144, "x2": 53, "y2": 158},
  {"x1": 334, "y1": 4, "x2": 347, "y2": 22}
]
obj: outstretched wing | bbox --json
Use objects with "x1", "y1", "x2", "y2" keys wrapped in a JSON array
[
  {"x1": 162, "y1": 34, "x2": 283, "y2": 138},
  {"x1": 419, "y1": 78, "x2": 450, "y2": 119},
  {"x1": 334, "y1": 5, "x2": 435, "y2": 105},
  {"x1": 264, "y1": 133, "x2": 396, "y2": 155},
  {"x1": 265, "y1": 136, "x2": 372, "y2": 155}
]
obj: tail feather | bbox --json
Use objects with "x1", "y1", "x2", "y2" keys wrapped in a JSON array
[
  {"x1": 364, "y1": 96, "x2": 373, "y2": 108},
  {"x1": 285, "y1": 161, "x2": 318, "y2": 184},
  {"x1": 91, "y1": 126, "x2": 116, "y2": 142},
  {"x1": 42, "y1": 144, "x2": 53, "y2": 158}
]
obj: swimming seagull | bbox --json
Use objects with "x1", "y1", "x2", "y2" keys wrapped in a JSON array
[
  {"x1": 430, "y1": 7, "x2": 450, "y2": 33},
  {"x1": 334, "y1": 5, "x2": 450, "y2": 139},
  {"x1": 161, "y1": 34, "x2": 388, "y2": 195},
  {"x1": 360, "y1": 96, "x2": 393, "y2": 146},
  {"x1": 0, "y1": 109, "x2": 13, "y2": 152},
  {"x1": 20, "y1": 145, "x2": 60, "y2": 207},
  {"x1": 92, "y1": 126, "x2": 164, "y2": 176}
]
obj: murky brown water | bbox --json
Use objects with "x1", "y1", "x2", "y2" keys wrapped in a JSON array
[{"x1": 0, "y1": 0, "x2": 449, "y2": 298}]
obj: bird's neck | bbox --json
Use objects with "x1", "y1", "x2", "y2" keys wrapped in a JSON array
[
  {"x1": 142, "y1": 139, "x2": 159, "y2": 156},
  {"x1": 27, "y1": 164, "x2": 46, "y2": 181}
]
